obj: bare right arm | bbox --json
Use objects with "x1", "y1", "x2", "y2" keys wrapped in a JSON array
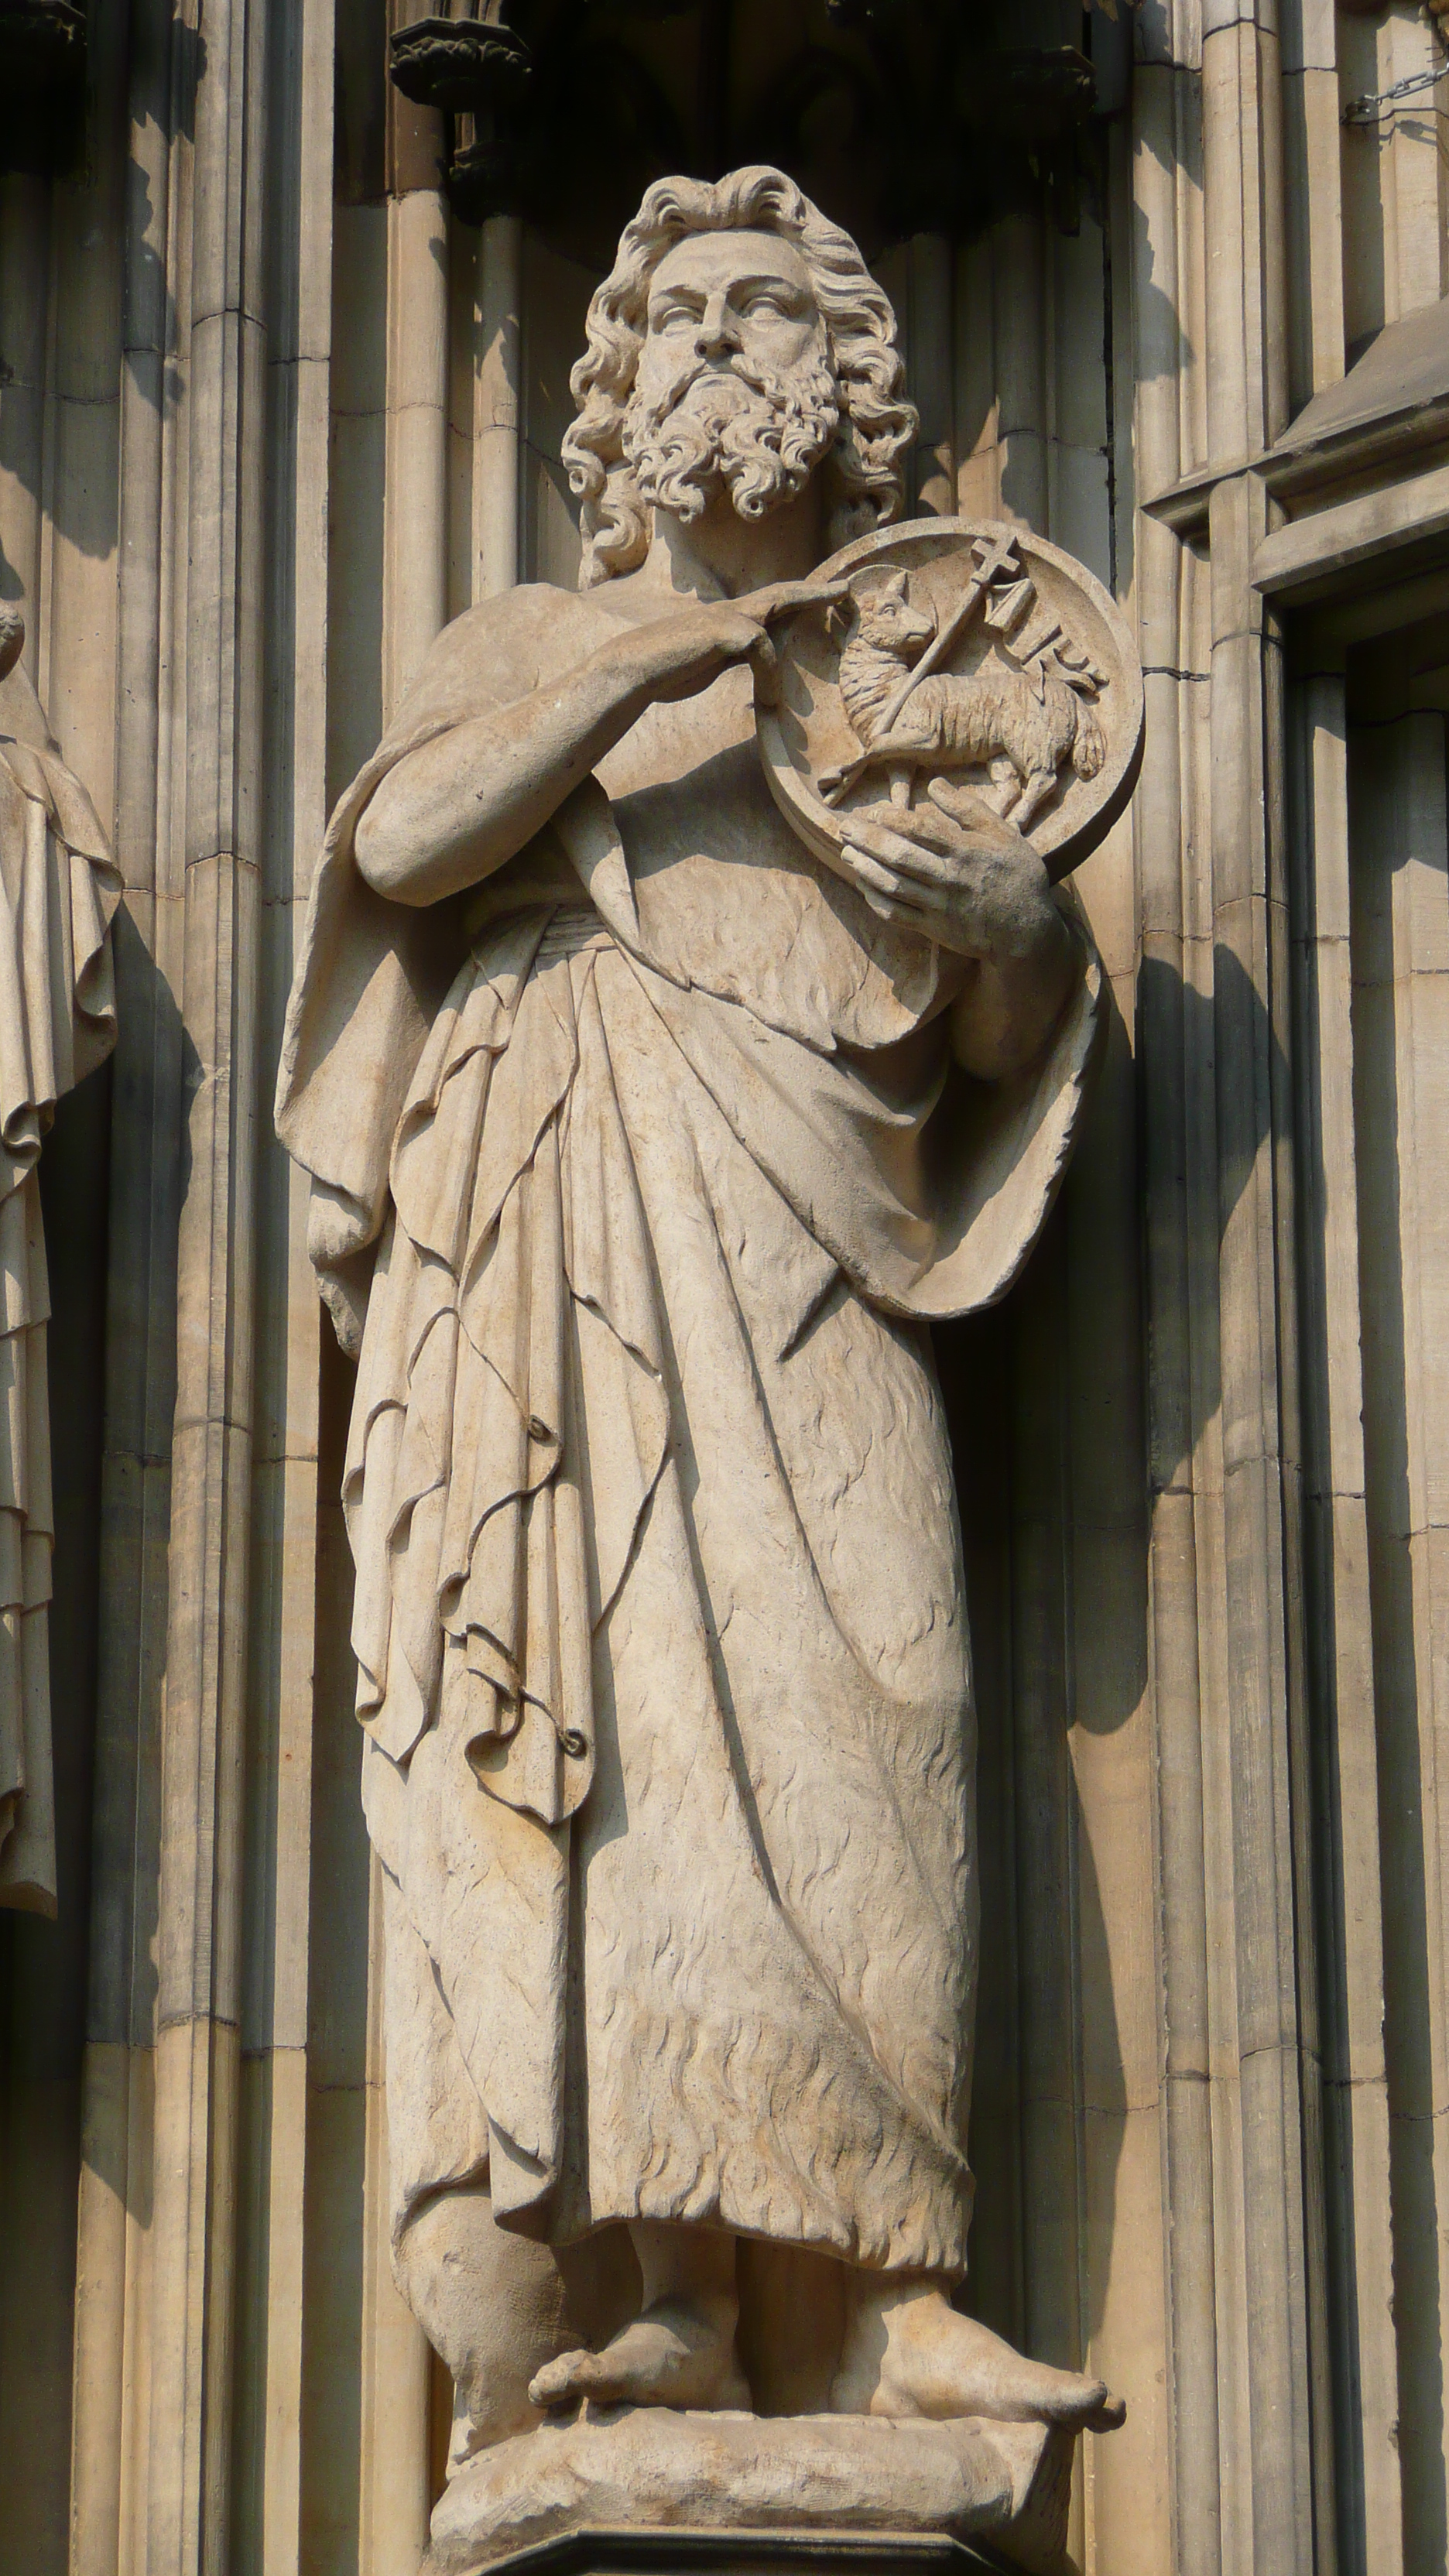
[{"x1": 354, "y1": 580, "x2": 842, "y2": 908}]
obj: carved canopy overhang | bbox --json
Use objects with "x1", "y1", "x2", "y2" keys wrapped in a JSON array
[
  {"x1": 389, "y1": 0, "x2": 1129, "y2": 262},
  {"x1": 0, "y1": 0, "x2": 86, "y2": 175}
]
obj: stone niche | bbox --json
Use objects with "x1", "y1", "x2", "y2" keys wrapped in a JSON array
[{"x1": 2, "y1": 5, "x2": 1449, "y2": 2576}]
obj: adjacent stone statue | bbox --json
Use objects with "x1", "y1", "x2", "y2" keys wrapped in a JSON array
[
  {"x1": 0, "y1": 603, "x2": 119, "y2": 1913},
  {"x1": 277, "y1": 166, "x2": 1141, "y2": 2565}
]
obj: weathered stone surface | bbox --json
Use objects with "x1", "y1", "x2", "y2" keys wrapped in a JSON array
[
  {"x1": 423, "y1": 2410, "x2": 1070, "y2": 2576},
  {"x1": 0, "y1": 613, "x2": 118, "y2": 1916},
  {"x1": 9, "y1": 8, "x2": 1449, "y2": 2573},
  {"x1": 276, "y1": 160, "x2": 1133, "y2": 2537},
  {"x1": 433, "y1": 2537, "x2": 1012, "y2": 2576}
]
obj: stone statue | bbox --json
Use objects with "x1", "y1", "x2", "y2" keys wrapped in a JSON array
[
  {"x1": 277, "y1": 166, "x2": 1139, "y2": 2564},
  {"x1": 0, "y1": 601, "x2": 119, "y2": 1913}
]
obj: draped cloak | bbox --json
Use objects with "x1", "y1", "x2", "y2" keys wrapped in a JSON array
[
  {"x1": 276, "y1": 583, "x2": 1102, "y2": 2275},
  {"x1": 0, "y1": 657, "x2": 120, "y2": 1913}
]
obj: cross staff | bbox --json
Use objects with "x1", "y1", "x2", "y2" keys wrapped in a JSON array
[
  {"x1": 873, "y1": 529, "x2": 1023, "y2": 735},
  {"x1": 819, "y1": 529, "x2": 1024, "y2": 806}
]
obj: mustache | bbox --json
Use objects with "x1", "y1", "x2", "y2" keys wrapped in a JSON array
[{"x1": 629, "y1": 348, "x2": 790, "y2": 428}]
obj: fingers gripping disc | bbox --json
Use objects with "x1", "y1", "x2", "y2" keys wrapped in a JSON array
[{"x1": 755, "y1": 518, "x2": 1144, "y2": 887}]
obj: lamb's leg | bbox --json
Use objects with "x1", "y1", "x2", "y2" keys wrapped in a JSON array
[
  {"x1": 987, "y1": 755, "x2": 1021, "y2": 818},
  {"x1": 1013, "y1": 768, "x2": 1059, "y2": 828}
]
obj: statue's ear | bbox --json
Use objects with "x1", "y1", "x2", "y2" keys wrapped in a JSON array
[{"x1": 881, "y1": 569, "x2": 909, "y2": 601}]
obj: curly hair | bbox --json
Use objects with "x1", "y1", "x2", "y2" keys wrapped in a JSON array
[{"x1": 562, "y1": 166, "x2": 917, "y2": 590}]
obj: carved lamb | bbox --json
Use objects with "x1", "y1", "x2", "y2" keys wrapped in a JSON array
[{"x1": 834, "y1": 567, "x2": 1105, "y2": 827}]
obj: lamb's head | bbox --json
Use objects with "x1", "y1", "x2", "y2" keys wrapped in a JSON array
[{"x1": 840, "y1": 566, "x2": 936, "y2": 664}]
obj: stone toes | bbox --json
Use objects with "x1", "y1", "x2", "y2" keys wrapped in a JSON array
[
  {"x1": 528, "y1": 2352, "x2": 594, "y2": 2410},
  {"x1": 1085, "y1": 2388, "x2": 1127, "y2": 2434}
]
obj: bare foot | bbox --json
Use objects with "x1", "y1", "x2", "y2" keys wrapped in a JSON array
[
  {"x1": 527, "y1": 2288, "x2": 750, "y2": 2413},
  {"x1": 831, "y1": 2277, "x2": 1125, "y2": 2434}
]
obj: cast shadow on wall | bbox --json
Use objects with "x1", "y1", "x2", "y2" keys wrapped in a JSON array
[
  {"x1": 39, "y1": 902, "x2": 197, "y2": 2234},
  {"x1": 942, "y1": 1263, "x2": 1137, "y2": 2372},
  {"x1": 938, "y1": 933, "x2": 1302, "y2": 2369},
  {"x1": 0, "y1": 18, "x2": 204, "y2": 598},
  {"x1": 0, "y1": 902, "x2": 194, "y2": 2561},
  {"x1": 0, "y1": 1062, "x2": 111, "y2": 2569},
  {"x1": 937, "y1": 957, "x2": 1146, "y2": 2369},
  {"x1": 1106, "y1": 934, "x2": 1396, "y2": 2529}
]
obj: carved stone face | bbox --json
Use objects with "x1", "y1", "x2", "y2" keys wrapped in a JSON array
[
  {"x1": 623, "y1": 226, "x2": 840, "y2": 529},
  {"x1": 635, "y1": 229, "x2": 827, "y2": 402}
]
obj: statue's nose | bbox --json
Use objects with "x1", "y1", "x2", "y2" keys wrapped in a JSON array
[{"x1": 695, "y1": 291, "x2": 738, "y2": 358}]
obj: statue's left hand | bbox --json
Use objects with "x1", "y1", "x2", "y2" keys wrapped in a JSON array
[
  {"x1": 837, "y1": 786, "x2": 1080, "y2": 1074},
  {"x1": 838, "y1": 788, "x2": 1057, "y2": 963}
]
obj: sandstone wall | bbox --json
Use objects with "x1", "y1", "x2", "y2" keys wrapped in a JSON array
[{"x1": 1, "y1": 5, "x2": 1447, "y2": 2572}]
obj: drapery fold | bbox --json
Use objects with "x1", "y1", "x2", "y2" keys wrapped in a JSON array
[
  {"x1": 349, "y1": 909, "x2": 672, "y2": 1831},
  {"x1": 354, "y1": 906, "x2": 991, "y2": 2262},
  {"x1": 276, "y1": 587, "x2": 1101, "y2": 1351},
  {"x1": 0, "y1": 662, "x2": 120, "y2": 1912},
  {"x1": 276, "y1": 587, "x2": 1104, "y2": 2264}
]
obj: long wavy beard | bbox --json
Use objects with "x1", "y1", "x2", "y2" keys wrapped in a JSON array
[{"x1": 623, "y1": 355, "x2": 841, "y2": 526}]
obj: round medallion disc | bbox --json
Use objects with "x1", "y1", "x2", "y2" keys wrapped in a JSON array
[{"x1": 756, "y1": 516, "x2": 1144, "y2": 886}]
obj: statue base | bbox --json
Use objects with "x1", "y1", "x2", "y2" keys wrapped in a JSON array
[{"x1": 423, "y1": 2408, "x2": 1074, "y2": 2576}]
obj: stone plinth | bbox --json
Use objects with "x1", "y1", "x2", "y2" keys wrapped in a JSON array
[
  {"x1": 423, "y1": 2410, "x2": 1073, "y2": 2576},
  {"x1": 430, "y1": 2532, "x2": 1026, "y2": 2576}
]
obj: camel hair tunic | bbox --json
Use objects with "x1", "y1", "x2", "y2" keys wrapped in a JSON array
[{"x1": 276, "y1": 580, "x2": 1101, "y2": 2271}]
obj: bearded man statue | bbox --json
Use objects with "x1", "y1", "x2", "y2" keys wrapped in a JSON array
[{"x1": 277, "y1": 166, "x2": 1122, "y2": 2523}]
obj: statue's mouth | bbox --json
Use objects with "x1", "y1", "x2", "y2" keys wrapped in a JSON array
[{"x1": 632, "y1": 351, "x2": 804, "y2": 437}]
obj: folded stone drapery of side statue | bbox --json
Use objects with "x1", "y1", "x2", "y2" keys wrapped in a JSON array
[{"x1": 0, "y1": 616, "x2": 121, "y2": 1913}]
